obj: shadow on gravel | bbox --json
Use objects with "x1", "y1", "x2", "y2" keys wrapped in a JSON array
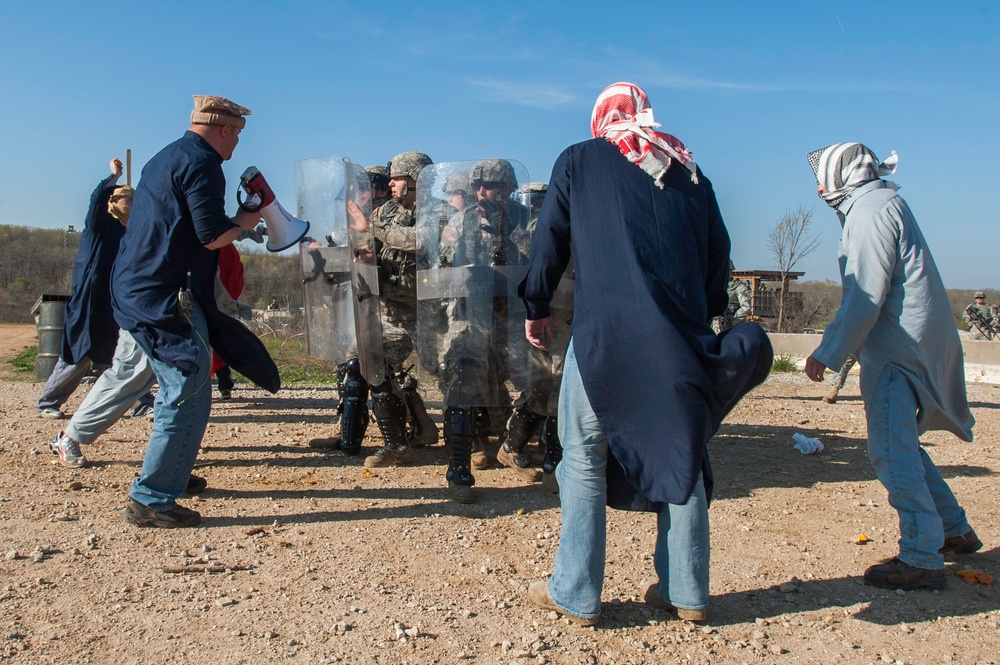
[
  {"x1": 709, "y1": 423, "x2": 995, "y2": 501},
  {"x1": 587, "y1": 548, "x2": 999, "y2": 629},
  {"x1": 197, "y1": 484, "x2": 560, "y2": 527}
]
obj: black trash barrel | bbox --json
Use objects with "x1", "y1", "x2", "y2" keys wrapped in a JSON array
[{"x1": 30, "y1": 294, "x2": 70, "y2": 381}]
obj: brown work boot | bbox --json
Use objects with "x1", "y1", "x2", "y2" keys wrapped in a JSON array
[
  {"x1": 363, "y1": 445, "x2": 413, "y2": 468},
  {"x1": 822, "y1": 387, "x2": 840, "y2": 404},
  {"x1": 497, "y1": 445, "x2": 541, "y2": 482},
  {"x1": 470, "y1": 437, "x2": 489, "y2": 470},
  {"x1": 642, "y1": 582, "x2": 709, "y2": 622},
  {"x1": 307, "y1": 426, "x2": 343, "y2": 450},
  {"x1": 940, "y1": 529, "x2": 983, "y2": 554},
  {"x1": 862, "y1": 557, "x2": 947, "y2": 590},
  {"x1": 527, "y1": 581, "x2": 599, "y2": 626}
]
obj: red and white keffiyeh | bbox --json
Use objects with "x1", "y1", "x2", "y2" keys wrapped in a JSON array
[{"x1": 591, "y1": 82, "x2": 698, "y2": 187}]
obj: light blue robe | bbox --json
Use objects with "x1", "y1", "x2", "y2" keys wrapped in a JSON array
[{"x1": 813, "y1": 179, "x2": 974, "y2": 441}]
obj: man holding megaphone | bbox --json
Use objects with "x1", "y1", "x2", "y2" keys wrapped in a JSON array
[{"x1": 111, "y1": 95, "x2": 280, "y2": 529}]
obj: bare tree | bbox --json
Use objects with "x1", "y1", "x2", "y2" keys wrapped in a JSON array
[{"x1": 766, "y1": 206, "x2": 821, "y2": 332}]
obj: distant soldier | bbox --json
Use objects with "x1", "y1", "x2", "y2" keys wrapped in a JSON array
[
  {"x1": 711, "y1": 261, "x2": 752, "y2": 333},
  {"x1": 365, "y1": 164, "x2": 392, "y2": 209},
  {"x1": 963, "y1": 291, "x2": 995, "y2": 340}
]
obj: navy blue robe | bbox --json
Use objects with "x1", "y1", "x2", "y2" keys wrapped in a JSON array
[
  {"x1": 521, "y1": 138, "x2": 772, "y2": 509},
  {"x1": 112, "y1": 131, "x2": 278, "y2": 393},
  {"x1": 62, "y1": 173, "x2": 125, "y2": 366}
]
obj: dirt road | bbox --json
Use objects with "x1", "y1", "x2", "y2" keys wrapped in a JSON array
[{"x1": 0, "y1": 349, "x2": 997, "y2": 663}]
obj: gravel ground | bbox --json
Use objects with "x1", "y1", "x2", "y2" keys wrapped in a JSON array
[{"x1": 0, "y1": 325, "x2": 998, "y2": 664}]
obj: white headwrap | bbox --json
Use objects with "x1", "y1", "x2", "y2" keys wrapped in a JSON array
[{"x1": 807, "y1": 143, "x2": 898, "y2": 209}]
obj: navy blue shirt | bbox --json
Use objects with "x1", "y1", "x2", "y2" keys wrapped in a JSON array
[
  {"x1": 62, "y1": 173, "x2": 126, "y2": 365},
  {"x1": 112, "y1": 131, "x2": 237, "y2": 373}
]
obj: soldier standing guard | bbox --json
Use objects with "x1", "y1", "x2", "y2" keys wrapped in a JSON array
[
  {"x1": 361, "y1": 151, "x2": 440, "y2": 468},
  {"x1": 711, "y1": 261, "x2": 752, "y2": 333},
  {"x1": 418, "y1": 158, "x2": 532, "y2": 503},
  {"x1": 963, "y1": 291, "x2": 995, "y2": 340}
]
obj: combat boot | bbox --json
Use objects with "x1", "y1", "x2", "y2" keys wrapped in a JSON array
[
  {"x1": 400, "y1": 373, "x2": 439, "y2": 447},
  {"x1": 541, "y1": 416, "x2": 562, "y2": 494},
  {"x1": 364, "y1": 381, "x2": 412, "y2": 468},
  {"x1": 823, "y1": 386, "x2": 840, "y2": 404},
  {"x1": 308, "y1": 358, "x2": 369, "y2": 455},
  {"x1": 497, "y1": 405, "x2": 543, "y2": 483},
  {"x1": 444, "y1": 407, "x2": 477, "y2": 503}
]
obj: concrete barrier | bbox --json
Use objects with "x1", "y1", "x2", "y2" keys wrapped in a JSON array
[{"x1": 767, "y1": 332, "x2": 1000, "y2": 383}]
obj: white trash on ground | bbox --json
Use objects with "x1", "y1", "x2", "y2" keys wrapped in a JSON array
[{"x1": 792, "y1": 432, "x2": 824, "y2": 455}]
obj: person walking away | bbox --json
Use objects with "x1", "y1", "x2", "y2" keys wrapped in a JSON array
[{"x1": 804, "y1": 143, "x2": 981, "y2": 590}]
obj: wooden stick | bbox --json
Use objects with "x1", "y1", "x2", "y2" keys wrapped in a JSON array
[{"x1": 126, "y1": 149, "x2": 132, "y2": 187}]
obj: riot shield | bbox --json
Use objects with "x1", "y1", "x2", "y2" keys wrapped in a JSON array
[
  {"x1": 414, "y1": 159, "x2": 531, "y2": 408},
  {"x1": 295, "y1": 156, "x2": 384, "y2": 384}
]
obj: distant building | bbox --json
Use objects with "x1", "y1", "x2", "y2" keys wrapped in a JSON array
[{"x1": 731, "y1": 269, "x2": 804, "y2": 330}]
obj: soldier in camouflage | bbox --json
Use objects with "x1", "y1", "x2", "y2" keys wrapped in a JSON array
[
  {"x1": 435, "y1": 158, "x2": 531, "y2": 502},
  {"x1": 496, "y1": 180, "x2": 569, "y2": 490},
  {"x1": 365, "y1": 165, "x2": 391, "y2": 209},
  {"x1": 357, "y1": 151, "x2": 440, "y2": 468},
  {"x1": 963, "y1": 291, "x2": 995, "y2": 341},
  {"x1": 711, "y1": 261, "x2": 752, "y2": 334}
]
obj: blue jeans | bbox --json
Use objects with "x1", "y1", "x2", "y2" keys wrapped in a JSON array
[
  {"x1": 66, "y1": 331, "x2": 156, "y2": 444},
  {"x1": 129, "y1": 303, "x2": 212, "y2": 510},
  {"x1": 864, "y1": 365, "x2": 971, "y2": 569},
  {"x1": 548, "y1": 339, "x2": 710, "y2": 619}
]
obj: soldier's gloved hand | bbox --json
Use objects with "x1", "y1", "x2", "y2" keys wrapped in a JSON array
[
  {"x1": 476, "y1": 200, "x2": 503, "y2": 233},
  {"x1": 239, "y1": 224, "x2": 267, "y2": 243}
]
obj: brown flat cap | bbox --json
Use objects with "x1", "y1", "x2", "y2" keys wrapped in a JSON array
[{"x1": 190, "y1": 95, "x2": 252, "y2": 128}]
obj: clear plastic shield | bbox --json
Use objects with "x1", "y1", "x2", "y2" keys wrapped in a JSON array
[
  {"x1": 414, "y1": 159, "x2": 531, "y2": 407},
  {"x1": 344, "y1": 161, "x2": 384, "y2": 385},
  {"x1": 295, "y1": 156, "x2": 384, "y2": 384}
]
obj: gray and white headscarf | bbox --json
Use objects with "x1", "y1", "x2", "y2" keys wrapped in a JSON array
[{"x1": 807, "y1": 143, "x2": 899, "y2": 209}]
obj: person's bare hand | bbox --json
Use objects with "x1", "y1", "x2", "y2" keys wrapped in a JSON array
[
  {"x1": 525, "y1": 317, "x2": 553, "y2": 352},
  {"x1": 111, "y1": 158, "x2": 123, "y2": 177},
  {"x1": 805, "y1": 355, "x2": 828, "y2": 382},
  {"x1": 347, "y1": 200, "x2": 370, "y2": 232}
]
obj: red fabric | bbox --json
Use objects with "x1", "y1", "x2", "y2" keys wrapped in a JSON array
[{"x1": 212, "y1": 244, "x2": 245, "y2": 376}]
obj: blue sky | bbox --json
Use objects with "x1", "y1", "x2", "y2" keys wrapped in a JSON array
[{"x1": 1, "y1": 1, "x2": 997, "y2": 288}]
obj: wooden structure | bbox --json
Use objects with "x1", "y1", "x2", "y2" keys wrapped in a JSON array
[{"x1": 731, "y1": 269, "x2": 804, "y2": 328}]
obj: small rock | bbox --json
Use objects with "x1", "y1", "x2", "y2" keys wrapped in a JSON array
[
  {"x1": 5, "y1": 550, "x2": 18, "y2": 560},
  {"x1": 31, "y1": 550, "x2": 45, "y2": 563},
  {"x1": 769, "y1": 644, "x2": 787, "y2": 655},
  {"x1": 895, "y1": 588, "x2": 906, "y2": 596},
  {"x1": 215, "y1": 597, "x2": 237, "y2": 607}
]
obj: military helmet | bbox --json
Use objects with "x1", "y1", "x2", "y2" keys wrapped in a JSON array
[
  {"x1": 365, "y1": 164, "x2": 390, "y2": 191},
  {"x1": 470, "y1": 158, "x2": 517, "y2": 191},
  {"x1": 517, "y1": 181, "x2": 547, "y2": 208},
  {"x1": 389, "y1": 151, "x2": 433, "y2": 181},
  {"x1": 975, "y1": 291, "x2": 986, "y2": 299},
  {"x1": 445, "y1": 172, "x2": 470, "y2": 195}
]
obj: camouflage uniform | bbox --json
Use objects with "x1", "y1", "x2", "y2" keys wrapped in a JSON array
[
  {"x1": 365, "y1": 164, "x2": 391, "y2": 209},
  {"x1": 360, "y1": 152, "x2": 440, "y2": 468},
  {"x1": 711, "y1": 266, "x2": 752, "y2": 334},
  {"x1": 434, "y1": 159, "x2": 532, "y2": 502},
  {"x1": 963, "y1": 291, "x2": 995, "y2": 341}
]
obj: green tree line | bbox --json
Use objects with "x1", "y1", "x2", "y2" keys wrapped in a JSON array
[
  {"x1": 0, "y1": 224, "x2": 987, "y2": 331},
  {"x1": 0, "y1": 225, "x2": 303, "y2": 323}
]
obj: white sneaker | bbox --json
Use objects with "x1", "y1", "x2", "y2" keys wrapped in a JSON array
[
  {"x1": 49, "y1": 432, "x2": 87, "y2": 468},
  {"x1": 38, "y1": 407, "x2": 64, "y2": 419}
]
